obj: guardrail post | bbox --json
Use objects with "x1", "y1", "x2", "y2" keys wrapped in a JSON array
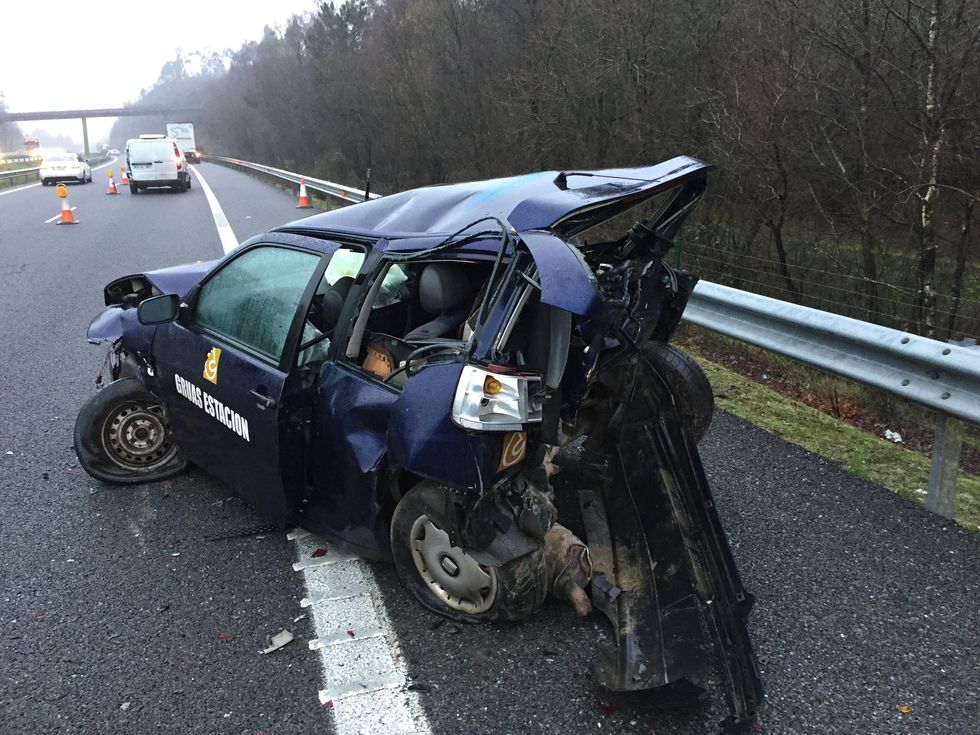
[{"x1": 926, "y1": 412, "x2": 963, "y2": 519}]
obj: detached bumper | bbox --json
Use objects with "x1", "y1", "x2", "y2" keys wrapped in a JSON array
[{"x1": 579, "y1": 412, "x2": 763, "y2": 731}]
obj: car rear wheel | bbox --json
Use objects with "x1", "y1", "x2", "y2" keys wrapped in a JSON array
[
  {"x1": 74, "y1": 378, "x2": 188, "y2": 485},
  {"x1": 390, "y1": 482, "x2": 548, "y2": 623},
  {"x1": 639, "y1": 342, "x2": 714, "y2": 443},
  {"x1": 130, "y1": 182, "x2": 138, "y2": 194}
]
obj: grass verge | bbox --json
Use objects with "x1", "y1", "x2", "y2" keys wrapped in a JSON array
[{"x1": 691, "y1": 352, "x2": 980, "y2": 531}]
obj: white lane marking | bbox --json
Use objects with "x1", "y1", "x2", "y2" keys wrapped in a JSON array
[
  {"x1": 291, "y1": 533, "x2": 432, "y2": 734},
  {"x1": 1, "y1": 157, "x2": 118, "y2": 197},
  {"x1": 189, "y1": 166, "x2": 239, "y2": 254},
  {"x1": 44, "y1": 207, "x2": 76, "y2": 224},
  {"x1": 92, "y1": 157, "x2": 117, "y2": 173},
  {"x1": 0, "y1": 181, "x2": 40, "y2": 196}
]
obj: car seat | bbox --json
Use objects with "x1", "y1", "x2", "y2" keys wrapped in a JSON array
[
  {"x1": 320, "y1": 276, "x2": 354, "y2": 333},
  {"x1": 403, "y1": 263, "x2": 473, "y2": 342}
]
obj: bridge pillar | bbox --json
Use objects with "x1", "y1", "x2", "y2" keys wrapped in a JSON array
[{"x1": 81, "y1": 117, "x2": 89, "y2": 157}]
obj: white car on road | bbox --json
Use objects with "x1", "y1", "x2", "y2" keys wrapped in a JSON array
[{"x1": 39, "y1": 153, "x2": 92, "y2": 185}]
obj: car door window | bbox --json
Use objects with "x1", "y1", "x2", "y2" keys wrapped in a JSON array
[
  {"x1": 193, "y1": 246, "x2": 321, "y2": 364},
  {"x1": 297, "y1": 247, "x2": 367, "y2": 371}
]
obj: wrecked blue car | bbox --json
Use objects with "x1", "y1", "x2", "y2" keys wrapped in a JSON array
[{"x1": 75, "y1": 156, "x2": 763, "y2": 731}]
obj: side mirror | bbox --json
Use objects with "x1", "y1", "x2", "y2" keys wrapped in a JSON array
[{"x1": 137, "y1": 294, "x2": 180, "y2": 325}]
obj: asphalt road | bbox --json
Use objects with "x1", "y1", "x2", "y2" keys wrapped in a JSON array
[{"x1": 1, "y1": 163, "x2": 976, "y2": 735}]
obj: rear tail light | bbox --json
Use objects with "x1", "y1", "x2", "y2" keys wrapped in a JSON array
[{"x1": 451, "y1": 365, "x2": 542, "y2": 431}]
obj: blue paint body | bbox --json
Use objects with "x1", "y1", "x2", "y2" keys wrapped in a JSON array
[{"x1": 82, "y1": 159, "x2": 711, "y2": 559}]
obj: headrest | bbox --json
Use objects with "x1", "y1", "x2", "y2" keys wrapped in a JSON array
[
  {"x1": 321, "y1": 276, "x2": 354, "y2": 330},
  {"x1": 419, "y1": 264, "x2": 472, "y2": 315}
]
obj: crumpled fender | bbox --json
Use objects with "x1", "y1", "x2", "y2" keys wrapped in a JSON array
[
  {"x1": 387, "y1": 361, "x2": 500, "y2": 492},
  {"x1": 86, "y1": 305, "x2": 155, "y2": 351}
]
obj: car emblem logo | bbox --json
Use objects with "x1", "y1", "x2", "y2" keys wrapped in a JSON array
[
  {"x1": 203, "y1": 347, "x2": 222, "y2": 384},
  {"x1": 497, "y1": 431, "x2": 527, "y2": 471}
]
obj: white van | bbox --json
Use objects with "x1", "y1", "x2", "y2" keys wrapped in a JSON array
[{"x1": 125, "y1": 136, "x2": 191, "y2": 193}]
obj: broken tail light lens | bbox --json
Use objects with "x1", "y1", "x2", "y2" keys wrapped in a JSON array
[{"x1": 451, "y1": 365, "x2": 542, "y2": 431}]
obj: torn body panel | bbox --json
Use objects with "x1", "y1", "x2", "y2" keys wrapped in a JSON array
[{"x1": 579, "y1": 411, "x2": 763, "y2": 732}]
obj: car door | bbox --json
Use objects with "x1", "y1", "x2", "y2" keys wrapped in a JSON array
[{"x1": 153, "y1": 243, "x2": 324, "y2": 524}]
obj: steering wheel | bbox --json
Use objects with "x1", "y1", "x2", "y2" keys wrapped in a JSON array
[
  {"x1": 382, "y1": 342, "x2": 462, "y2": 384},
  {"x1": 299, "y1": 331, "x2": 330, "y2": 352}
]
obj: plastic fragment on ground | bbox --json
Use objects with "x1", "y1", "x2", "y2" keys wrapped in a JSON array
[{"x1": 260, "y1": 629, "x2": 295, "y2": 654}]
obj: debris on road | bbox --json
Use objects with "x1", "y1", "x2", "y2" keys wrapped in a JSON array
[
  {"x1": 896, "y1": 704, "x2": 914, "y2": 714},
  {"x1": 259, "y1": 629, "x2": 295, "y2": 654},
  {"x1": 217, "y1": 633, "x2": 230, "y2": 641},
  {"x1": 311, "y1": 548, "x2": 328, "y2": 558}
]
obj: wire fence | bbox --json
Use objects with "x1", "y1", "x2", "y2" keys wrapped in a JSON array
[{"x1": 677, "y1": 238, "x2": 980, "y2": 340}]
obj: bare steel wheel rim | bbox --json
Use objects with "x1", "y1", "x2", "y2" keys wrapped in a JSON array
[
  {"x1": 409, "y1": 514, "x2": 497, "y2": 614},
  {"x1": 101, "y1": 401, "x2": 177, "y2": 471}
]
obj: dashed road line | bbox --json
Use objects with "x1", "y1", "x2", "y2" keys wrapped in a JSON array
[
  {"x1": 290, "y1": 532, "x2": 432, "y2": 734},
  {"x1": 44, "y1": 207, "x2": 76, "y2": 224}
]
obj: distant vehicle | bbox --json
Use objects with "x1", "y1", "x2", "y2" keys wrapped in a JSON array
[
  {"x1": 24, "y1": 136, "x2": 40, "y2": 155},
  {"x1": 165, "y1": 122, "x2": 200, "y2": 163},
  {"x1": 38, "y1": 152, "x2": 92, "y2": 185},
  {"x1": 108, "y1": 148, "x2": 120, "y2": 156},
  {"x1": 125, "y1": 137, "x2": 191, "y2": 193}
]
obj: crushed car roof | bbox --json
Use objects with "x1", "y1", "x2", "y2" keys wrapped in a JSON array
[{"x1": 281, "y1": 156, "x2": 711, "y2": 239}]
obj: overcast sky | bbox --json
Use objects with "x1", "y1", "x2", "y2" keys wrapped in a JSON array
[{"x1": 1, "y1": 0, "x2": 319, "y2": 145}]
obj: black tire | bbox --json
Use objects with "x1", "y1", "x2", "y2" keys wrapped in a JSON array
[
  {"x1": 390, "y1": 482, "x2": 548, "y2": 623},
  {"x1": 74, "y1": 378, "x2": 187, "y2": 485},
  {"x1": 130, "y1": 182, "x2": 138, "y2": 194},
  {"x1": 41, "y1": 179, "x2": 49, "y2": 186},
  {"x1": 640, "y1": 342, "x2": 714, "y2": 443},
  {"x1": 185, "y1": 175, "x2": 191, "y2": 189}
]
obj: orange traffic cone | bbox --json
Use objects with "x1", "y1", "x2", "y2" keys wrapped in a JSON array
[
  {"x1": 55, "y1": 184, "x2": 79, "y2": 225},
  {"x1": 296, "y1": 177, "x2": 312, "y2": 209},
  {"x1": 106, "y1": 171, "x2": 119, "y2": 195},
  {"x1": 120, "y1": 165, "x2": 129, "y2": 185}
]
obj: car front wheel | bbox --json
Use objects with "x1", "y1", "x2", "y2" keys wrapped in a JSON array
[
  {"x1": 390, "y1": 482, "x2": 548, "y2": 623},
  {"x1": 74, "y1": 378, "x2": 187, "y2": 485}
]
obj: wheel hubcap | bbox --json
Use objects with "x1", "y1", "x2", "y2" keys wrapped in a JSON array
[
  {"x1": 409, "y1": 515, "x2": 497, "y2": 614},
  {"x1": 102, "y1": 401, "x2": 177, "y2": 470}
]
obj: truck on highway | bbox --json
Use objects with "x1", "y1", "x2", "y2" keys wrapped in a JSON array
[{"x1": 165, "y1": 122, "x2": 200, "y2": 163}]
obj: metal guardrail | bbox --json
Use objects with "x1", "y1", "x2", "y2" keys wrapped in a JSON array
[
  {"x1": 685, "y1": 281, "x2": 979, "y2": 519},
  {"x1": 685, "y1": 281, "x2": 980, "y2": 425},
  {"x1": 206, "y1": 154, "x2": 977, "y2": 519},
  {"x1": 206, "y1": 155, "x2": 378, "y2": 203},
  {"x1": 1, "y1": 166, "x2": 40, "y2": 179}
]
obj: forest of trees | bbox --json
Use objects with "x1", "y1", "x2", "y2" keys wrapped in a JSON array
[{"x1": 113, "y1": 0, "x2": 979, "y2": 339}]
